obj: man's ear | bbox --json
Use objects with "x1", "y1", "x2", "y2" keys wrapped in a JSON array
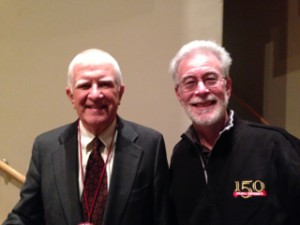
[
  {"x1": 66, "y1": 87, "x2": 75, "y2": 105},
  {"x1": 225, "y1": 76, "x2": 232, "y2": 96},
  {"x1": 118, "y1": 85, "x2": 125, "y2": 105},
  {"x1": 175, "y1": 85, "x2": 182, "y2": 101}
]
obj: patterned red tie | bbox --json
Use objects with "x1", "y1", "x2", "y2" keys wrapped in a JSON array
[{"x1": 82, "y1": 138, "x2": 108, "y2": 225}]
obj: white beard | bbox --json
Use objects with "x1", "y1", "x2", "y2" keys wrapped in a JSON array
[{"x1": 184, "y1": 94, "x2": 230, "y2": 127}]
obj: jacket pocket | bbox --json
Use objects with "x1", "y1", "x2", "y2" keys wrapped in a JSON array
[{"x1": 128, "y1": 184, "x2": 150, "y2": 203}]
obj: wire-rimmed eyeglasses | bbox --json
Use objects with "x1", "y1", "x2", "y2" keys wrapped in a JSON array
[{"x1": 178, "y1": 74, "x2": 226, "y2": 92}]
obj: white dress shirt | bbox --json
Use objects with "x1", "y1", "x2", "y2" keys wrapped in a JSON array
[{"x1": 78, "y1": 119, "x2": 117, "y2": 197}]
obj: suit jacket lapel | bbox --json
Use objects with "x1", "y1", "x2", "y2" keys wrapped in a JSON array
[
  {"x1": 52, "y1": 121, "x2": 83, "y2": 225},
  {"x1": 103, "y1": 119, "x2": 144, "y2": 225}
]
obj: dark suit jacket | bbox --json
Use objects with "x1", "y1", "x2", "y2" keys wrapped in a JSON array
[{"x1": 3, "y1": 118, "x2": 171, "y2": 225}]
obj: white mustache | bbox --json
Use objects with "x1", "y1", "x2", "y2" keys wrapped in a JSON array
[{"x1": 189, "y1": 97, "x2": 216, "y2": 105}]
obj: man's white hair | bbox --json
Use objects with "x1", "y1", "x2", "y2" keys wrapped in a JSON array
[
  {"x1": 169, "y1": 40, "x2": 232, "y2": 84},
  {"x1": 67, "y1": 49, "x2": 123, "y2": 92}
]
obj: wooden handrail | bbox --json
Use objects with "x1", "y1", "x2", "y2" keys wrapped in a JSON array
[{"x1": 0, "y1": 160, "x2": 25, "y2": 184}]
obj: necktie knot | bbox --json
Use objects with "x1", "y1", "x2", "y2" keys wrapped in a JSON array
[{"x1": 93, "y1": 137, "x2": 104, "y2": 153}]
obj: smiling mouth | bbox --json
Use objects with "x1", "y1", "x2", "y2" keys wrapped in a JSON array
[
  {"x1": 87, "y1": 104, "x2": 107, "y2": 110},
  {"x1": 191, "y1": 100, "x2": 216, "y2": 107}
]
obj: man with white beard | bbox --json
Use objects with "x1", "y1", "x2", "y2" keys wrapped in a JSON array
[{"x1": 168, "y1": 40, "x2": 300, "y2": 225}]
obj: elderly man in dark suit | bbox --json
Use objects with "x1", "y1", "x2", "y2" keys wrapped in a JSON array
[{"x1": 3, "y1": 49, "x2": 171, "y2": 225}]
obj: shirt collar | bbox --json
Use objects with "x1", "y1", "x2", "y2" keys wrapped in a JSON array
[
  {"x1": 220, "y1": 110, "x2": 234, "y2": 135},
  {"x1": 184, "y1": 110, "x2": 235, "y2": 143},
  {"x1": 79, "y1": 119, "x2": 117, "y2": 152}
]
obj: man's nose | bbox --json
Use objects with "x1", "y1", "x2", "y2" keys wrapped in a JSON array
[
  {"x1": 89, "y1": 84, "x2": 104, "y2": 98},
  {"x1": 195, "y1": 80, "x2": 209, "y2": 94}
]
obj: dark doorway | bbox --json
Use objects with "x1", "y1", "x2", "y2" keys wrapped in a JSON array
[{"x1": 223, "y1": 0, "x2": 288, "y2": 123}]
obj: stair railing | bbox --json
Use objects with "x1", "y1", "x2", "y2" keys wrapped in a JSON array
[{"x1": 0, "y1": 159, "x2": 25, "y2": 185}]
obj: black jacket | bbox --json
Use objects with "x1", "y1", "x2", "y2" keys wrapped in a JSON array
[{"x1": 170, "y1": 116, "x2": 300, "y2": 225}]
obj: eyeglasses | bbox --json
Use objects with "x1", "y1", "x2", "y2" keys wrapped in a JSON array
[{"x1": 179, "y1": 74, "x2": 226, "y2": 92}]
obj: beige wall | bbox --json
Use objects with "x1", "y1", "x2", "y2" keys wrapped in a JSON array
[{"x1": 0, "y1": 0, "x2": 223, "y2": 220}]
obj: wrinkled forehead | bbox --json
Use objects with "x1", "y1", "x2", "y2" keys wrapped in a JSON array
[
  {"x1": 178, "y1": 51, "x2": 222, "y2": 74},
  {"x1": 73, "y1": 62, "x2": 115, "y2": 74},
  {"x1": 72, "y1": 63, "x2": 118, "y2": 84}
]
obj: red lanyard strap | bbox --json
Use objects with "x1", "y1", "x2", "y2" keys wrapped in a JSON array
[{"x1": 78, "y1": 123, "x2": 117, "y2": 222}]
